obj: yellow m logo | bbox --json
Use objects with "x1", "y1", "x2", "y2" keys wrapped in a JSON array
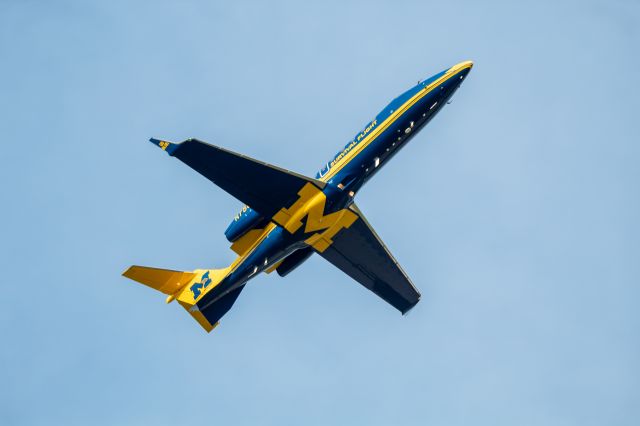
[{"x1": 272, "y1": 183, "x2": 358, "y2": 252}]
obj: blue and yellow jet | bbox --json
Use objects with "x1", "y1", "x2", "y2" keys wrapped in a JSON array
[{"x1": 123, "y1": 61, "x2": 473, "y2": 332}]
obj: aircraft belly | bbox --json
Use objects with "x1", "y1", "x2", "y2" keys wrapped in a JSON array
[{"x1": 196, "y1": 225, "x2": 302, "y2": 310}]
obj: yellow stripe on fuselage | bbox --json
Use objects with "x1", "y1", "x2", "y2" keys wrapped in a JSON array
[{"x1": 319, "y1": 61, "x2": 473, "y2": 183}]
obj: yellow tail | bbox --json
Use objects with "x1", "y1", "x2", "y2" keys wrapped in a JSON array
[{"x1": 122, "y1": 265, "x2": 230, "y2": 332}]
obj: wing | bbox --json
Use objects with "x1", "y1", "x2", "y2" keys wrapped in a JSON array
[
  {"x1": 316, "y1": 203, "x2": 421, "y2": 314},
  {"x1": 150, "y1": 138, "x2": 325, "y2": 218}
]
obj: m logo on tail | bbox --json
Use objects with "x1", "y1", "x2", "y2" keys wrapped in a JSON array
[{"x1": 190, "y1": 271, "x2": 212, "y2": 299}]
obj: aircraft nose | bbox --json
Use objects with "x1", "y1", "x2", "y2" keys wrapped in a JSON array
[
  {"x1": 442, "y1": 60, "x2": 473, "y2": 90},
  {"x1": 431, "y1": 60, "x2": 473, "y2": 102},
  {"x1": 421, "y1": 60, "x2": 473, "y2": 88},
  {"x1": 448, "y1": 60, "x2": 473, "y2": 78}
]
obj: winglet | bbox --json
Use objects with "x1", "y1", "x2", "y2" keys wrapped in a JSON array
[{"x1": 149, "y1": 138, "x2": 179, "y2": 155}]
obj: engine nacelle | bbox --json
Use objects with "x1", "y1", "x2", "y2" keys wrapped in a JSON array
[{"x1": 224, "y1": 206, "x2": 266, "y2": 242}]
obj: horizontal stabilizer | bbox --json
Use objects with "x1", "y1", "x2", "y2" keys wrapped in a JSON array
[
  {"x1": 149, "y1": 138, "x2": 325, "y2": 220},
  {"x1": 123, "y1": 265, "x2": 235, "y2": 332},
  {"x1": 123, "y1": 265, "x2": 196, "y2": 295}
]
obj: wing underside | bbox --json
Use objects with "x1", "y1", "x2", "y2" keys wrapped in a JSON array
[
  {"x1": 316, "y1": 203, "x2": 421, "y2": 314},
  {"x1": 150, "y1": 138, "x2": 324, "y2": 219}
]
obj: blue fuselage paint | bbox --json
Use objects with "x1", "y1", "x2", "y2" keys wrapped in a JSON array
[{"x1": 197, "y1": 64, "x2": 472, "y2": 315}]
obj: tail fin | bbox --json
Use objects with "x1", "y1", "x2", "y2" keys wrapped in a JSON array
[{"x1": 122, "y1": 265, "x2": 231, "y2": 332}]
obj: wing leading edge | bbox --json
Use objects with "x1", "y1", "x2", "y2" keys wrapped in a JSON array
[{"x1": 316, "y1": 203, "x2": 421, "y2": 314}]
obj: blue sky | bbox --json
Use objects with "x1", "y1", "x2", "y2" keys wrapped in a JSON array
[{"x1": 1, "y1": 0, "x2": 639, "y2": 424}]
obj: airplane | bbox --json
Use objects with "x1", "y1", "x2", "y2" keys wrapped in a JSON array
[{"x1": 123, "y1": 60, "x2": 474, "y2": 332}]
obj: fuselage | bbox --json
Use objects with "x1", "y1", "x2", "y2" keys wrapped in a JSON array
[{"x1": 196, "y1": 61, "x2": 473, "y2": 312}]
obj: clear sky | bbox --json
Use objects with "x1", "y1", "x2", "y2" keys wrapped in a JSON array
[{"x1": 1, "y1": 0, "x2": 639, "y2": 425}]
